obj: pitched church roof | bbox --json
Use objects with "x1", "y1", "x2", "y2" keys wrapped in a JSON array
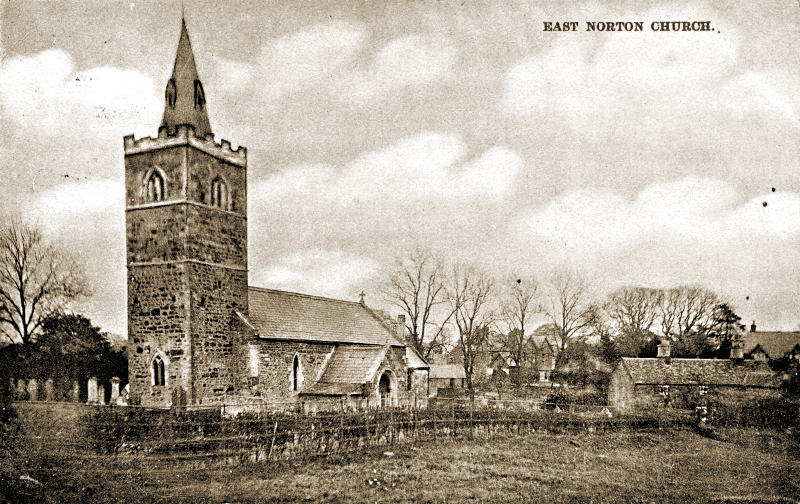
[
  {"x1": 618, "y1": 358, "x2": 779, "y2": 388},
  {"x1": 246, "y1": 287, "x2": 404, "y2": 346},
  {"x1": 161, "y1": 19, "x2": 212, "y2": 137}
]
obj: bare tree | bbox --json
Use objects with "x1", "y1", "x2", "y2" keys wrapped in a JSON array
[
  {"x1": 382, "y1": 249, "x2": 456, "y2": 359},
  {"x1": 658, "y1": 286, "x2": 719, "y2": 357},
  {"x1": 606, "y1": 286, "x2": 663, "y2": 356},
  {"x1": 0, "y1": 219, "x2": 89, "y2": 344},
  {"x1": 500, "y1": 278, "x2": 539, "y2": 384},
  {"x1": 450, "y1": 265, "x2": 495, "y2": 400},
  {"x1": 546, "y1": 271, "x2": 593, "y2": 370}
]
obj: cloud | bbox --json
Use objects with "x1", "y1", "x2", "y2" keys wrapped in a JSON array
[
  {"x1": 0, "y1": 49, "x2": 160, "y2": 138},
  {"x1": 251, "y1": 249, "x2": 379, "y2": 301},
  {"x1": 257, "y1": 21, "x2": 366, "y2": 101},
  {"x1": 251, "y1": 132, "x2": 522, "y2": 206},
  {"x1": 333, "y1": 34, "x2": 456, "y2": 102},
  {"x1": 501, "y1": 5, "x2": 799, "y2": 133}
]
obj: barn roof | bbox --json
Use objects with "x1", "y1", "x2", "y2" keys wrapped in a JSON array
[
  {"x1": 619, "y1": 358, "x2": 779, "y2": 388},
  {"x1": 246, "y1": 287, "x2": 403, "y2": 346},
  {"x1": 429, "y1": 364, "x2": 466, "y2": 380},
  {"x1": 743, "y1": 331, "x2": 800, "y2": 360}
]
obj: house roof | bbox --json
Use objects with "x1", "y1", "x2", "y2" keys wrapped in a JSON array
[
  {"x1": 429, "y1": 364, "x2": 466, "y2": 380},
  {"x1": 619, "y1": 358, "x2": 779, "y2": 388},
  {"x1": 742, "y1": 331, "x2": 800, "y2": 360},
  {"x1": 246, "y1": 287, "x2": 403, "y2": 346}
]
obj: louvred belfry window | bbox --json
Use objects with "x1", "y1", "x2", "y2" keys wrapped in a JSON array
[
  {"x1": 210, "y1": 176, "x2": 227, "y2": 209},
  {"x1": 194, "y1": 79, "x2": 205, "y2": 109},
  {"x1": 166, "y1": 79, "x2": 177, "y2": 108},
  {"x1": 145, "y1": 171, "x2": 165, "y2": 202}
]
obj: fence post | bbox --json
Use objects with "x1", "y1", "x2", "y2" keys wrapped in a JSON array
[{"x1": 451, "y1": 402, "x2": 455, "y2": 437}]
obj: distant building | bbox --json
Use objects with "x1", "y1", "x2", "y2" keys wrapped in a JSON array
[
  {"x1": 608, "y1": 340, "x2": 780, "y2": 411},
  {"x1": 429, "y1": 364, "x2": 466, "y2": 395},
  {"x1": 743, "y1": 321, "x2": 800, "y2": 362}
]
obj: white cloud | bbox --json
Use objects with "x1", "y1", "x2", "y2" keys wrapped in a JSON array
[
  {"x1": 257, "y1": 21, "x2": 366, "y2": 101},
  {"x1": 251, "y1": 132, "x2": 521, "y2": 206},
  {"x1": 0, "y1": 49, "x2": 160, "y2": 138},
  {"x1": 501, "y1": 5, "x2": 799, "y2": 132},
  {"x1": 252, "y1": 249, "x2": 379, "y2": 301},
  {"x1": 333, "y1": 34, "x2": 456, "y2": 102}
]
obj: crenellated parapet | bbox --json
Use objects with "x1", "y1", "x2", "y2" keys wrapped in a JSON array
[{"x1": 124, "y1": 124, "x2": 247, "y2": 167}]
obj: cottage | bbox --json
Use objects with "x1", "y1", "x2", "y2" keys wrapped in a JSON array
[
  {"x1": 124, "y1": 20, "x2": 428, "y2": 409},
  {"x1": 743, "y1": 321, "x2": 800, "y2": 362},
  {"x1": 608, "y1": 340, "x2": 780, "y2": 411}
]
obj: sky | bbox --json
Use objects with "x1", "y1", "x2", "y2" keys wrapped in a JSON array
[{"x1": 1, "y1": 0, "x2": 798, "y2": 335}]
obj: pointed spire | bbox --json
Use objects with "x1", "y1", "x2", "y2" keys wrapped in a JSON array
[{"x1": 160, "y1": 18, "x2": 212, "y2": 137}]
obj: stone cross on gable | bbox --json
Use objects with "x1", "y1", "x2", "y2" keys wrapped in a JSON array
[{"x1": 359, "y1": 291, "x2": 366, "y2": 305}]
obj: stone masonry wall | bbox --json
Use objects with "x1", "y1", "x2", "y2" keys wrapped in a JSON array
[
  {"x1": 249, "y1": 340, "x2": 335, "y2": 405},
  {"x1": 125, "y1": 148, "x2": 184, "y2": 206},
  {"x1": 189, "y1": 262, "x2": 248, "y2": 404},
  {"x1": 127, "y1": 262, "x2": 191, "y2": 407}
]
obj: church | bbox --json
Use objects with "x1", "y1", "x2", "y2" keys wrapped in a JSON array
[{"x1": 124, "y1": 20, "x2": 429, "y2": 410}]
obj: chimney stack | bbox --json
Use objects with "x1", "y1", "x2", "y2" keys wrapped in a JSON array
[
  {"x1": 657, "y1": 339, "x2": 671, "y2": 365},
  {"x1": 396, "y1": 314, "x2": 406, "y2": 342},
  {"x1": 730, "y1": 338, "x2": 744, "y2": 361},
  {"x1": 750, "y1": 320, "x2": 756, "y2": 333}
]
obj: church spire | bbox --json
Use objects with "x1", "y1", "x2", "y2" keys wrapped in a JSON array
[{"x1": 160, "y1": 18, "x2": 212, "y2": 137}]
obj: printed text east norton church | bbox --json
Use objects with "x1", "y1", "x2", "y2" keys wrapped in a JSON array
[{"x1": 124, "y1": 19, "x2": 429, "y2": 410}]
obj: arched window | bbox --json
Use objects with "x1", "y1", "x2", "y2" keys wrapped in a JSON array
[
  {"x1": 145, "y1": 171, "x2": 165, "y2": 202},
  {"x1": 194, "y1": 79, "x2": 205, "y2": 109},
  {"x1": 210, "y1": 176, "x2": 228, "y2": 209},
  {"x1": 165, "y1": 78, "x2": 177, "y2": 108},
  {"x1": 152, "y1": 355, "x2": 166, "y2": 387},
  {"x1": 292, "y1": 354, "x2": 302, "y2": 392}
]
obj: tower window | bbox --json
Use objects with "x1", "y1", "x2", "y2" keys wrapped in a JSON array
[
  {"x1": 210, "y1": 176, "x2": 228, "y2": 209},
  {"x1": 194, "y1": 80, "x2": 205, "y2": 109},
  {"x1": 145, "y1": 171, "x2": 165, "y2": 202},
  {"x1": 152, "y1": 355, "x2": 166, "y2": 387},
  {"x1": 166, "y1": 78, "x2": 177, "y2": 108}
]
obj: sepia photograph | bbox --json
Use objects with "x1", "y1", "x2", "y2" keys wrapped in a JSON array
[{"x1": 0, "y1": 0, "x2": 798, "y2": 502}]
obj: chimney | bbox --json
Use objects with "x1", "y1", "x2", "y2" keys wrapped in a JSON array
[
  {"x1": 396, "y1": 314, "x2": 406, "y2": 342},
  {"x1": 730, "y1": 338, "x2": 744, "y2": 361},
  {"x1": 750, "y1": 320, "x2": 756, "y2": 333},
  {"x1": 657, "y1": 339, "x2": 671, "y2": 365}
]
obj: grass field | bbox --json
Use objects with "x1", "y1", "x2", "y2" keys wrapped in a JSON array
[{"x1": 12, "y1": 426, "x2": 798, "y2": 503}]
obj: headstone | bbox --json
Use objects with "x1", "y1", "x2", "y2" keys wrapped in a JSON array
[
  {"x1": 44, "y1": 378, "x2": 54, "y2": 401},
  {"x1": 97, "y1": 384, "x2": 106, "y2": 405},
  {"x1": 16, "y1": 379, "x2": 27, "y2": 400},
  {"x1": 87, "y1": 377, "x2": 98, "y2": 404},
  {"x1": 71, "y1": 381, "x2": 80, "y2": 402},
  {"x1": 27, "y1": 379, "x2": 38, "y2": 401},
  {"x1": 110, "y1": 377, "x2": 121, "y2": 404}
]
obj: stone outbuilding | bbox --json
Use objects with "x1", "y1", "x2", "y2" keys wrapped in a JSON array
[
  {"x1": 608, "y1": 341, "x2": 780, "y2": 411},
  {"x1": 428, "y1": 364, "x2": 466, "y2": 396}
]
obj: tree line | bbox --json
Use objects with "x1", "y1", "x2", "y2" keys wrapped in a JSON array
[{"x1": 382, "y1": 249, "x2": 749, "y2": 397}]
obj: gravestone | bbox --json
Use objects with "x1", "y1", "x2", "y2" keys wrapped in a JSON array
[
  {"x1": 87, "y1": 377, "x2": 98, "y2": 404},
  {"x1": 44, "y1": 378, "x2": 54, "y2": 401},
  {"x1": 110, "y1": 377, "x2": 121, "y2": 404},
  {"x1": 71, "y1": 381, "x2": 80, "y2": 402},
  {"x1": 16, "y1": 379, "x2": 27, "y2": 400},
  {"x1": 97, "y1": 384, "x2": 106, "y2": 405},
  {"x1": 27, "y1": 379, "x2": 38, "y2": 401}
]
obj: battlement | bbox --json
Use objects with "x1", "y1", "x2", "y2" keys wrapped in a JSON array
[{"x1": 123, "y1": 124, "x2": 247, "y2": 167}]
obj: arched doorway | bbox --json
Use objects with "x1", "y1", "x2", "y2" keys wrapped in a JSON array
[{"x1": 379, "y1": 371, "x2": 393, "y2": 408}]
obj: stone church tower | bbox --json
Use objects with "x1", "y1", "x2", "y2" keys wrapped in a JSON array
[{"x1": 124, "y1": 20, "x2": 248, "y2": 407}]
